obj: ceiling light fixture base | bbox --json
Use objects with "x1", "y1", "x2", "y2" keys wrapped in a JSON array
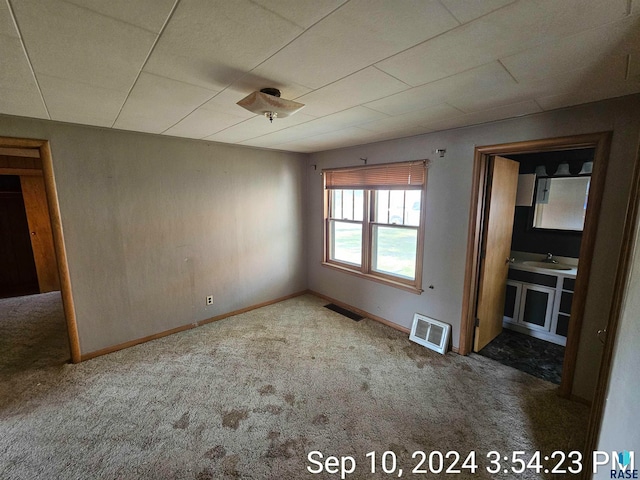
[{"x1": 237, "y1": 87, "x2": 305, "y2": 123}]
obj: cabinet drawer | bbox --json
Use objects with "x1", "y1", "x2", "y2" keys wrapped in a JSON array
[
  {"x1": 556, "y1": 313, "x2": 570, "y2": 337},
  {"x1": 563, "y1": 277, "x2": 576, "y2": 291},
  {"x1": 503, "y1": 282, "x2": 520, "y2": 320},
  {"x1": 560, "y1": 291, "x2": 573, "y2": 314},
  {"x1": 508, "y1": 269, "x2": 557, "y2": 287}
]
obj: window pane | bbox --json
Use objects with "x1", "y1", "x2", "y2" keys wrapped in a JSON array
[
  {"x1": 371, "y1": 225, "x2": 417, "y2": 279},
  {"x1": 342, "y1": 189, "x2": 354, "y2": 220},
  {"x1": 353, "y1": 190, "x2": 364, "y2": 221},
  {"x1": 331, "y1": 190, "x2": 342, "y2": 218},
  {"x1": 375, "y1": 190, "x2": 389, "y2": 223},
  {"x1": 331, "y1": 220, "x2": 362, "y2": 266},
  {"x1": 389, "y1": 190, "x2": 404, "y2": 224},
  {"x1": 405, "y1": 190, "x2": 421, "y2": 226},
  {"x1": 331, "y1": 189, "x2": 362, "y2": 220}
]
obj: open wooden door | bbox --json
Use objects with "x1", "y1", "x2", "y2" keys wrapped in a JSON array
[{"x1": 473, "y1": 156, "x2": 519, "y2": 352}]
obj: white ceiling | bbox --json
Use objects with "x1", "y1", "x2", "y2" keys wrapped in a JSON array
[{"x1": 1, "y1": 0, "x2": 639, "y2": 153}]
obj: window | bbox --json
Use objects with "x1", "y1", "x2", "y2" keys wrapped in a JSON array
[{"x1": 324, "y1": 161, "x2": 426, "y2": 292}]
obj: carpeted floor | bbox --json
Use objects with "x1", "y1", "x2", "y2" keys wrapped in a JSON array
[
  {"x1": 0, "y1": 293, "x2": 589, "y2": 479},
  {"x1": 478, "y1": 329, "x2": 565, "y2": 384}
]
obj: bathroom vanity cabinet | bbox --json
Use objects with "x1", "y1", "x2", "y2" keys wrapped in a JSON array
[{"x1": 503, "y1": 264, "x2": 576, "y2": 346}]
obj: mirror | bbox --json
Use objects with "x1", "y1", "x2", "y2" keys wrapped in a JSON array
[{"x1": 533, "y1": 176, "x2": 590, "y2": 231}]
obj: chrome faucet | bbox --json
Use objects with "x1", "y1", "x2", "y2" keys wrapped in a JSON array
[{"x1": 544, "y1": 253, "x2": 559, "y2": 264}]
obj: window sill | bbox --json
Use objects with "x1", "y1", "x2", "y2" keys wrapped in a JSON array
[{"x1": 321, "y1": 262, "x2": 423, "y2": 295}]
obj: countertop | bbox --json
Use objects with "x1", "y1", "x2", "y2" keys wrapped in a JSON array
[{"x1": 508, "y1": 251, "x2": 578, "y2": 279}]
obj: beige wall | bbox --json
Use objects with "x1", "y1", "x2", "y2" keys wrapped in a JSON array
[
  {"x1": 0, "y1": 115, "x2": 308, "y2": 355},
  {"x1": 307, "y1": 94, "x2": 640, "y2": 401},
  {"x1": 594, "y1": 175, "x2": 640, "y2": 478},
  {"x1": 1, "y1": 94, "x2": 638, "y2": 400}
]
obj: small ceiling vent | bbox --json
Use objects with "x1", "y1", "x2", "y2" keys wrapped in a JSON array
[{"x1": 409, "y1": 314, "x2": 450, "y2": 355}]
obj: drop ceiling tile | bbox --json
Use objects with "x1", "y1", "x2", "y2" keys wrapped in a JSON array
[
  {"x1": 0, "y1": 1, "x2": 18, "y2": 37},
  {"x1": 501, "y1": 15, "x2": 640, "y2": 83},
  {"x1": 365, "y1": 62, "x2": 516, "y2": 116},
  {"x1": 438, "y1": 0, "x2": 515, "y2": 24},
  {"x1": 536, "y1": 79, "x2": 640, "y2": 111},
  {"x1": 277, "y1": 125, "x2": 435, "y2": 152},
  {"x1": 62, "y1": 0, "x2": 176, "y2": 33},
  {"x1": 250, "y1": 0, "x2": 346, "y2": 28},
  {"x1": 275, "y1": 126, "x2": 378, "y2": 151},
  {"x1": 204, "y1": 112, "x2": 317, "y2": 144},
  {"x1": 295, "y1": 67, "x2": 409, "y2": 117},
  {"x1": 38, "y1": 74, "x2": 127, "y2": 127},
  {"x1": 376, "y1": 0, "x2": 629, "y2": 86},
  {"x1": 359, "y1": 104, "x2": 462, "y2": 132},
  {"x1": 451, "y1": 56, "x2": 630, "y2": 113},
  {"x1": 11, "y1": 0, "x2": 156, "y2": 92},
  {"x1": 164, "y1": 108, "x2": 248, "y2": 139},
  {"x1": 422, "y1": 100, "x2": 542, "y2": 132},
  {"x1": 0, "y1": 36, "x2": 48, "y2": 118},
  {"x1": 240, "y1": 106, "x2": 388, "y2": 147},
  {"x1": 114, "y1": 73, "x2": 218, "y2": 133},
  {"x1": 200, "y1": 90, "x2": 261, "y2": 120},
  {"x1": 143, "y1": 0, "x2": 304, "y2": 91},
  {"x1": 252, "y1": 0, "x2": 459, "y2": 89}
]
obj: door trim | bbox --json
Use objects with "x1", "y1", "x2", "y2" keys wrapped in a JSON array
[
  {"x1": 581, "y1": 137, "x2": 640, "y2": 478},
  {"x1": 460, "y1": 132, "x2": 612, "y2": 398},
  {"x1": 0, "y1": 136, "x2": 81, "y2": 363}
]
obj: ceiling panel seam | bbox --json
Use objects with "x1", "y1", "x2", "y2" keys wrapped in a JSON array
[
  {"x1": 110, "y1": 0, "x2": 181, "y2": 129},
  {"x1": 246, "y1": 0, "x2": 307, "y2": 30},
  {"x1": 150, "y1": 0, "x2": 350, "y2": 135},
  {"x1": 58, "y1": 0, "x2": 163, "y2": 35},
  {"x1": 533, "y1": 99, "x2": 545, "y2": 112},
  {"x1": 435, "y1": 0, "x2": 462, "y2": 24},
  {"x1": 497, "y1": 59, "x2": 520, "y2": 84},
  {"x1": 242, "y1": 0, "x2": 350, "y2": 91},
  {"x1": 371, "y1": 65, "x2": 412, "y2": 88},
  {"x1": 6, "y1": 0, "x2": 50, "y2": 119}
]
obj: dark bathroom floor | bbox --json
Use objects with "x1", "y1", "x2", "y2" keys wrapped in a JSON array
[{"x1": 478, "y1": 328, "x2": 565, "y2": 384}]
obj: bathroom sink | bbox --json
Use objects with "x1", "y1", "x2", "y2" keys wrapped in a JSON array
[{"x1": 522, "y1": 261, "x2": 573, "y2": 270}]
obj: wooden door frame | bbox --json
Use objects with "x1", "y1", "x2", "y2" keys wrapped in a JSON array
[
  {"x1": 459, "y1": 132, "x2": 612, "y2": 399},
  {"x1": 580, "y1": 138, "x2": 640, "y2": 478},
  {"x1": 0, "y1": 136, "x2": 81, "y2": 363}
]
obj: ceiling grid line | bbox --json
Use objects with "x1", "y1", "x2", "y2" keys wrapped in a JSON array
[
  {"x1": 6, "y1": 0, "x2": 50, "y2": 119},
  {"x1": 159, "y1": 0, "x2": 353, "y2": 135},
  {"x1": 436, "y1": 0, "x2": 463, "y2": 25},
  {"x1": 110, "y1": 0, "x2": 182, "y2": 128},
  {"x1": 497, "y1": 59, "x2": 521, "y2": 84},
  {"x1": 57, "y1": 0, "x2": 161, "y2": 35},
  {"x1": 1, "y1": 0, "x2": 638, "y2": 152},
  {"x1": 243, "y1": 0, "x2": 352, "y2": 90}
]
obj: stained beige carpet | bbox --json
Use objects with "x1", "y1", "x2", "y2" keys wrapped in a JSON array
[{"x1": 0, "y1": 293, "x2": 589, "y2": 479}]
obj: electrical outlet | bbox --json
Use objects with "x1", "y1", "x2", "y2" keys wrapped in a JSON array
[{"x1": 206, "y1": 295, "x2": 214, "y2": 305}]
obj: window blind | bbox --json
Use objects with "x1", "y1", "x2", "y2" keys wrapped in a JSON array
[{"x1": 324, "y1": 161, "x2": 426, "y2": 190}]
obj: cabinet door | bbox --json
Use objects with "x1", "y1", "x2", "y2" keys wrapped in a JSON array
[
  {"x1": 503, "y1": 281, "x2": 522, "y2": 323},
  {"x1": 518, "y1": 284, "x2": 555, "y2": 332}
]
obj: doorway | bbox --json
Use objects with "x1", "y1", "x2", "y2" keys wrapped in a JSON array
[
  {"x1": 478, "y1": 148, "x2": 594, "y2": 384},
  {"x1": 0, "y1": 137, "x2": 80, "y2": 363},
  {"x1": 460, "y1": 132, "x2": 612, "y2": 398}
]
